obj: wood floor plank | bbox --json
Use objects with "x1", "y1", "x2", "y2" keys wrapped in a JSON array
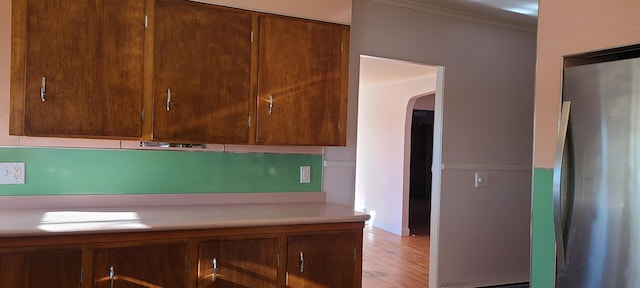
[{"x1": 362, "y1": 226, "x2": 430, "y2": 287}]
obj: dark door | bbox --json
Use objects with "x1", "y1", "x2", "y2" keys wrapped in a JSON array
[{"x1": 409, "y1": 109, "x2": 434, "y2": 235}]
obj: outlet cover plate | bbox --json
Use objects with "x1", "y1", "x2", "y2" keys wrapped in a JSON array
[
  {"x1": 0, "y1": 162, "x2": 25, "y2": 184},
  {"x1": 300, "y1": 166, "x2": 311, "y2": 183},
  {"x1": 474, "y1": 171, "x2": 488, "y2": 188}
]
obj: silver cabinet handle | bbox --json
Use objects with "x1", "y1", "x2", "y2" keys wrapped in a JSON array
[
  {"x1": 166, "y1": 88, "x2": 172, "y2": 111},
  {"x1": 299, "y1": 251, "x2": 304, "y2": 272},
  {"x1": 109, "y1": 266, "x2": 115, "y2": 288},
  {"x1": 553, "y1": 101, "x2": 571, "y2": 270},
  {"x1": 212, "y1": 257, "x2": 218, "y2": 282},
  {"x1": 269, "y1": 94, "x2": 273, "y2": 114},
  {"x1": 40, "y1": 76, "x2": 46, "y2": 102}
]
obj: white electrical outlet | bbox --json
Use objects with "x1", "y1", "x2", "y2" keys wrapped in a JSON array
[
  {"x1": 300, "y1": 166, "x2": 311, "y2": 183},
  {"x1": 474, "y1": 171, "x2": 488, "y2": 188},
  {"x1": 0, "y1": 162, "x2": 25, "y2": 184}
]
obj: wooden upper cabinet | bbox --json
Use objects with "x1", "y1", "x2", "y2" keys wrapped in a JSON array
[
  {"x1": 0, "y1": 248, "x2": 82, "y2": 288},
  {"x1": 11, "y1": 0, "x2": 349, "y2": 145},
  {"x1": 11, "y1": 0, "x2": 146, "y2": 138},
  {"x1": 151, "y1": 0, "x2": 253, "y2": 143},
  {"x1": 93, "y1": 242, "x2": 188, "y2": 288},
  {"x1": 197, "y1": 238, "x2": 279, "y2": 288},
  {"x1": 256, "y1": 16, "x2": 349, "y2": 146}
]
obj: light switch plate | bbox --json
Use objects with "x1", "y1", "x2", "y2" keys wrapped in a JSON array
[
  {"x1": 300, "y1": 166, "x2": 311, "y2": 183},
  {"x1": 0, "y1": 162, "x2": 25, "y2": 184}
]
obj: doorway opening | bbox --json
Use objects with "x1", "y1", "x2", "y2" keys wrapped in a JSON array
[
  {"x1": 354, "y1": 55, "x2": 441, "y2": 237},
  {"x1": 355, "y1": 55, "x2": 444, "y2": 288}
]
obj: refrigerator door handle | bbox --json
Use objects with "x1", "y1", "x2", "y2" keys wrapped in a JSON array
[{"x1": 553, "y1": 101, "x2": 571, "y2": 270}]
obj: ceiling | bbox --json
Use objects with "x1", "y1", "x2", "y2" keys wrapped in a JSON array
[
  {"x1": 359, "y1": 56, "x2": 437, "y2": 87},
  {"x1": 372, "y1": 0, "x2": 538, "y2": 29}
]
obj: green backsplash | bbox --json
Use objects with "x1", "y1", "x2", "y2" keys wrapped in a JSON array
[
  {"x1": 0, "y1": 147, "x2": 322, "y2": 195},
  {"x1": 531, "y1": 168, "x2": 554, "y2": 288}
]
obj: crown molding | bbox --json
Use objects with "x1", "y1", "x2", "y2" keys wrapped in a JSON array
[{"x1": 368, "y1": 0, "x2": 537, "y2": 32}]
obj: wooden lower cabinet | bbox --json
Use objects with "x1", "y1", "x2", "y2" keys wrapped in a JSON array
[
  {"x1": 0, "y1": 222, "x2": 363, "y2": 288},
  {"x1": 0, "y1": 248, "x2": 82, "y2": 288},
  {"x1": 198, "y1": 238, "x2": 279, "y2": 287},
  {"x1": 285, "y1": 231, "x2": 362, "y2": 288},
  {"x1": 92, "y1": 242, "x2": 188, "y2": 288}
]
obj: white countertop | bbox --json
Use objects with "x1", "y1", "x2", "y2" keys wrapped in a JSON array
[{"x1": 0, "y1": 202, "x2": 370, "y2": 237}]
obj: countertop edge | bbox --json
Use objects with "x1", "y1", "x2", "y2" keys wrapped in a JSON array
[{"x1": 0, "y1": 202, "x2": 370, "y2": 237}]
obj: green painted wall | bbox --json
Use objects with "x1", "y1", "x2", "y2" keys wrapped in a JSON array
[
  {"x1": 0, "y1": 147, "x2": 322, "y2": 195},
  {"x1": 531, "y1": 168, "x2": 555, "y2": 288}
]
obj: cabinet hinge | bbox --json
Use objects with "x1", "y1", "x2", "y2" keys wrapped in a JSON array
[
  {"x1": 187, "y1": 260, "x2": 191, "y2": 273},
  {"x1": 248, "y1": 115, "x2": 251, "y2": 128},
  {"x1": 80, "y1": 268, "x2": 84, "y2": 285},
  {"x1": 251, "y1": 30, "x2": 254, "y2": 43},
  {"x1": 338, "y1": 120, "x2": 341, "y2": 131},
  {"x1": 141, "y1": 108, "x2": 145, "y2": 122},
  {"x1": 354, "y1": 248, "x2": 357, "y2": 260},
  {"x1": 277, "y1": 254, "x2": 280, "y2": 267},
  {"x1": 144, "y1": 14, "x2": 148, "y2": 28},
  {"x1": 341, "y1": 42, "x2": 344, "y2": 53}
]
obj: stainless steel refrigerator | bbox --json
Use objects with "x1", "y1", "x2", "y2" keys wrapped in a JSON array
[{"x1": 554, "y1": 56, "x2": 640, "y2": 287}]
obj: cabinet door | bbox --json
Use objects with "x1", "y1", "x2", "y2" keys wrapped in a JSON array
[
  {"x1": 0, "y1": 248, "x2": 81, "y2": 288},
  {"x1": 152, "y1": 0, "x2": 252, "y2": 143},
  {"x1": 198, "y1": 238, "x2": 279, "y2": 288},
  {"x1": 257, "y1": 16, "x2": 346, "y2": 145},
  {"x1": 22, "y1": 0, "x2": 145, "y2": 138},
  {"x1": 286, "y1": 232, "x2": 361, "y2": 288},
  {"x1": 93, "y1": 242, "x2": 188, "y2": 288}
]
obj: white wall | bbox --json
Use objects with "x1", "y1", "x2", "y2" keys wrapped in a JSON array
[
  {"x1": 348, "y1": 0, "x2": 536, "y2": 287},
  {"x1": 355, "y1": 75, "x2": 436, "y2": 235},
  {"x1": 414, "y1": 94, "x2": 436, "y2": 110}
]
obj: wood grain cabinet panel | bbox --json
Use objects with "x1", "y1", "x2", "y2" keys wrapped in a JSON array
[
  {"x1": 12, "y1": 0, "x2": 349, "y2": 145},
  {"x1": 14, "y1": 0, "x2": 145, "y2": 138},
  {"x1": 0, "y1": 222, "x2": 364, "y2": 288},
  {"x1": 256, "y1": 16, "x2": 348, "y2": 146},
  {"x1": 151, "y1": 0, "x2": 252, "y2": 144},
  {"x1": 92, "y1": 242, "x2": 188, "y2": 288},
  {"x1": 285, "y1": 231, "x2": 361, "y2": 288},
  {"x1": 198, "y1": 238, "x2": 279, "y2": 288},
  {"x1": 0, "y1": 248, "x2": 82, "y2": 288}
]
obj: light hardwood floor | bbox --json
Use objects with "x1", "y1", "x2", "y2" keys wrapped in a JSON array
[{"x1": 362, "y1": 226, "x2": 430, "y2": 287}]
